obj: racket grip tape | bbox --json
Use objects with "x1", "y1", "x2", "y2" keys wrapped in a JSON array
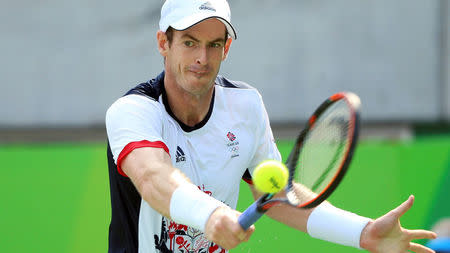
[{"x1": 238, "y1": 201, "x2": 265, "y2": 230}]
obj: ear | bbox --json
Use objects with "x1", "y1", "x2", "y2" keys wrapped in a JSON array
[
  {"x1": 157, "y1": 30, "x2": 169, "y2": 57},
  {"x1": 222, "y1": 37, "x2": 233, "y2": 61}
]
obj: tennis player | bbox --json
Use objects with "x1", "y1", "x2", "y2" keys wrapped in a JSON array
[{"x1": 105, "y1": 0, "x2": 437, "y2": 252}]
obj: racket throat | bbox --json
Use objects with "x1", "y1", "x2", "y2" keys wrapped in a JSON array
[{"x1": 256, "y1": 193, "x2": 275, "y2": 212}]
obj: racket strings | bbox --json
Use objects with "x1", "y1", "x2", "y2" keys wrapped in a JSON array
[{"x1": 292, "y1": 100, "x2": 352, "y2": 204}]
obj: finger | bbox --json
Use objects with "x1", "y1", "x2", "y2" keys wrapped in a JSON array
[
  {"x1": 409, "y1": 242, "x2": 435, "y2": 253},
  {"x1": 237, "y1": 231, "x2": 246, "y2": 241},
  {"x1": 234, "y1": 220, "x2": 253, "y2": 242},
  {"x1": 242, "y1": 225, "x2": 255, "y2": 242},
  {"x1": 408, "y1": 229, "x2": 437, "y2": 240},
  {"x1": 234, "y1": 228, "x2": 246, "y2": 242},
  {"x1": 391, "y1": 195, "x2": 414, "y2": 218},
  {"x1": 237, "y1": 225, "x2": 254, "y2": 242}
]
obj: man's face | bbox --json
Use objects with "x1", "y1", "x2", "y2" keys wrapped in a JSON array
[{"x1": 159, "y1": 18, "x2": 231, "y2": 97}]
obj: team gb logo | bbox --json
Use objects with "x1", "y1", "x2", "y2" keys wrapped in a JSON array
[{"x1": 227, "y1": 132, "x2": 236, "y2": 142}]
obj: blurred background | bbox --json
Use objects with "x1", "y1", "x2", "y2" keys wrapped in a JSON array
[{"x1": 0, "y1": 0, "x2": 449, "y2": 252}]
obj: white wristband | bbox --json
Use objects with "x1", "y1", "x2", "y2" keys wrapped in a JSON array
[
  {"x1": 307, "y1": 202, "x2": 371, "y2": 249},
  {"x1": 170, "y1": 183, "x2": 225, "y2": 232}
]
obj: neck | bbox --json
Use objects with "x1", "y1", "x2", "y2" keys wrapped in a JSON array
[{"x1": 164, "y1": 76, "x2": 215, "y2": 128}]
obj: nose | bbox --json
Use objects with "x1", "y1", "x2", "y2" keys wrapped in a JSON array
[{"x1": 196, "y1": 46, "x2": 208, "y2": 65}]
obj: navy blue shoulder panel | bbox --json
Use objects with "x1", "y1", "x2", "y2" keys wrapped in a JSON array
[
  {"x1": 125, "y1": 71, "x2": 165, "y2": 100},
  {"x1": 126, "y1": 73, "x2": 253, "y2": 100},
  {"x1": 215, "y1": 75, "x2": 255, "y2": 90}
]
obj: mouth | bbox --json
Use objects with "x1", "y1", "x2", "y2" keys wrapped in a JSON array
[
  {"x1": 190, "y1": 70, "x2": 208, "y2": 76},
  {"x1": 192, "y1": 71, "x2": 207, "y2": 75},
  {"x1": 188, "y1": 67, "x2": 210, "y2": 77}
]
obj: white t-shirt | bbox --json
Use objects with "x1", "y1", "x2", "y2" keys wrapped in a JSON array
[{"x1": 105, "y1": 72, "x2": 281, "y2": 253}]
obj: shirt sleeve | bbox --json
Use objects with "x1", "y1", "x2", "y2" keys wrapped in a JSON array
[
  {"x1": 247, "y1": 92, "x2": 282, "y2": 176},
  {"x1": 105, "y1": 94, "x2": 168, "y2": 175}
]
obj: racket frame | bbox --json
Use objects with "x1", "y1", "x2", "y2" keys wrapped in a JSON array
[{"x1": 244, "y1": 92, "x2": 361, "y2": 217}]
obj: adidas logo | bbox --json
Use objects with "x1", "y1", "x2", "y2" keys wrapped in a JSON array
[
  {"x1": 199, "y1": 1, "x2": 216, "y2": 12},
  {"x1": 176, "y1": 146, "x2": 186, "y2": 163}
]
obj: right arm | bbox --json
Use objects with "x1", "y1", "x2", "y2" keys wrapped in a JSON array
[
  {"x1": 121, "y1": 146, "x2": 254, "y2": 249},
  {"x1": 121, "y1": 146, "x2": 188, "y2": 219}
]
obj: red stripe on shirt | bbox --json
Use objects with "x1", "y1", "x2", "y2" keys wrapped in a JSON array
[{"x1": 116, "y1": 140, "x2": 170, "y2": 177}]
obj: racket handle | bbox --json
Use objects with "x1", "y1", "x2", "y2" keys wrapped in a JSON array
[{"x1": 238, "y1": 201, "x2": 265, "y2": 230}]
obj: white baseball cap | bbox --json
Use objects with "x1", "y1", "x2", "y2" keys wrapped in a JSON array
[{"x1": 159, "y1": 0, "x2": 237, "y2": 40}]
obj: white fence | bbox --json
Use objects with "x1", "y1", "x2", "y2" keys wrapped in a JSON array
[{"x1": 0, "y1": 0, "x2": 448, "y2": 127}]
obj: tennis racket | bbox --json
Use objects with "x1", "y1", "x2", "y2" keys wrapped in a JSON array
[{"x1": 238, "y1": 92, "x2": 362, "y2": 230}]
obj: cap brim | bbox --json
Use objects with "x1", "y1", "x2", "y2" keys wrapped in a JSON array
[{"x1": 171, "y1": 15, "x2": 237, "y2": 40}]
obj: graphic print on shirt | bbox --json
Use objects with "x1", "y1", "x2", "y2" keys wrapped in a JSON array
[
  {"x1": 175, "y1": 146, "x2": 186, "y2": 163},
  {"x1": 226, "y1": 131, "x2": 240, "y2": 159},
  {"x1": 154, "y1": 185, "x2": 226, "y2": 253}
]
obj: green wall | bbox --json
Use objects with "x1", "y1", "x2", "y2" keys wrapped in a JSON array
[{"x1": 1, "y1": 136, "x2": 449, "y2": 252}]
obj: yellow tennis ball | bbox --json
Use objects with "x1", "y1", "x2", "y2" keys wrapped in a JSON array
[{"x1": 253, "y1": 160, "x2": 289, "y2": 193}]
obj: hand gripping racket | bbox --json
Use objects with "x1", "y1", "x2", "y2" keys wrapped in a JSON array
[{"x1": 238, "y1": 92, "x2": 362, "y2": 229}]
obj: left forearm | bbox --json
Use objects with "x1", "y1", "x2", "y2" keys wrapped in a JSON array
[
  {"x1": 266, "y1": 203, "x2": 312, "y2": 232},
  {"x1": 249, "y1": 186, "x2": 312, "y2": 232}
]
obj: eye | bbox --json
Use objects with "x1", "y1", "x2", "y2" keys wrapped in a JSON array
[
  {"x1": 184, "y1": 41, "x2": 194, "y2": 47},
  {"x1": 210, "y1": 42, "x2": 223, "y2": 48}
]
